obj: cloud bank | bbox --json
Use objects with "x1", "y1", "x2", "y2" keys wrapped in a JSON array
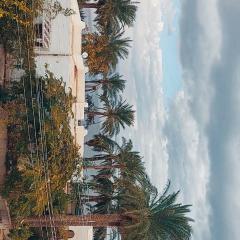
[
  {"x1": 119, "y1": 0, "x2": 169, "y2": 191},
  {"x1": 121, "y1": 0, "x2": 240, "y2": 239},
  {"x1": 121, "y1": 1, "x2": 212, "y2": 238},
  {"x1": 176, "y1": 0, "x2": 240, "y2": 239},
  {"x1": 164, "y1": 91, "x2": 211, "y2": 239}
]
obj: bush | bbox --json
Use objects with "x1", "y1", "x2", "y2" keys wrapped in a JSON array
[{"x1": 8, "y1": 226, "x2": 32, "y2": 240}]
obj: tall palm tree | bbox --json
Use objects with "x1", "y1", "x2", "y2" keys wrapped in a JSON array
[
  {"x1": 86, "y1": 73, "x2": 126, "y2": 99},
  {"x1": 84, "y1": 137, "x2": 145, "y2": 181},
  {"x1": 86, "y1": 97, "x2": 135, "y2": 136},
  {"x1": 83, "y1": 31, "x2": 131, "y2": 73},
  {"x1": 104, "y1": 31, "x2": 131, "y2": 70},
  {"x1": 113, "y1": 138, "x2": 148, "y2": 186},
  {"x1": 22, "y1": 183, "x2": 193, "y2": 240},
  {"x1": 85, "y1": 135, "x2": 156, "y2": 196},
  {"x1": 146, "y1": 184, "x2": 193, "y2": 240},
  {"x1": 80, "y1": 0, "x2": 138, "y2": 30},
  {"x1": 85, "y1": 134, "x2": 117, "y2": 152},
  {"x1": 93, "y1": 31, "x2": 131, "y2": 70}
]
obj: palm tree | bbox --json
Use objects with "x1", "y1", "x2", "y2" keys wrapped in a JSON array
[
  {"x1": 85, "y1": 135, "x2": 156, "y2": 199},
  {"x1": 86, "y1": 73, "x2": 126, "y2": 99},
  {"x1": 85, "y1": 134, "x2": 117, "y2": 152},
  {"x1": 83, "y1": 31, "x2": 131, "y2": 73},
  {"x1": 84, "y1": 136, "x2": 146, "y2": 182},
  {"x1": 115, "y1": 138, "x2": 145, "y2": 181},
  {"x1": 102, "y1": 31, "x2": 131, "y2": 70},
  {"x1": 146, "y1": 183, "x2": 193, "y2": 240},
  {"x1": 80, "y1": 0, "x2": 138, "y2": 30},
  {"x1": 86, "y1": 97, "x2": 135, "y2": 136},
  {"x1": 22, "y1": 183, "x2": 193, "y2": 240}
]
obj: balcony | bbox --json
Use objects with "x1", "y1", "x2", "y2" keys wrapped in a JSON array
[{"x1": 34, "y1": 10, "x2": 52, "y2": 50}]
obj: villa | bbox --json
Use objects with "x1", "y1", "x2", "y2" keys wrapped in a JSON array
[
  {"x1": 0, "y1": 0, "x2": 94, "y2": 238},
  {"x1": 34, "y1": 0, "x2": 92, "y2": 239},
  {"x1": 34, "y1": 0, "x2": 88, "y2": 157}
]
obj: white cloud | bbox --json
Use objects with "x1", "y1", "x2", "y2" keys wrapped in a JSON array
[
  {"x1": 180, "y1": 0, "x2": 221, "y2": 127},
  {"x1": 119, "y1": 0, "x2": 169, "y2": 191},
  {"x1": 122, "y1": 0, "x2": 240, "y2": 240},
  {"x1": 164, "y1": 92, "x2": 211, "y2": 239},
  {"x1": 179, "y1": 0, "x2": 240, "y2": 239}
]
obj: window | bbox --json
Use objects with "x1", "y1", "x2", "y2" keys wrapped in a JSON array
[{"x1": 34, "y1": 23, "x2": 43, "y2": 47}]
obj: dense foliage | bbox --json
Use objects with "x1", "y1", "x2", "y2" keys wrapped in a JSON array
[{"x1": 2, "y1": 71, "x2": 80, "y2": 219}]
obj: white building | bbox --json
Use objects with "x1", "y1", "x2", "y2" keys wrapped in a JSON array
[
  {"x1": 34, "y1": 0, "x2": 88, "y2": 156},
  {"x1": 69, "y1": 226, "x2": 93, "y2": 240},
  {"x1": 34, "y1": 1, "x2": 92, "y2": 239}
]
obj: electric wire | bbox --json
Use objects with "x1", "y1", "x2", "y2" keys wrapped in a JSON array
[
  {"x1": 15, "y1": 5, "x2": 48, "y2": 239},
  {"x1": 23, "y1": 2, "x2": 56, "y2": 238}
]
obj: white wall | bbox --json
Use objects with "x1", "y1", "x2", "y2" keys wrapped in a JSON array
[
  {"x1": 35, "y1": 0, "x2": 87, "y2": 154},
  {"x1": 69, "y1": 226, "x2": 93, "y2": 240}
]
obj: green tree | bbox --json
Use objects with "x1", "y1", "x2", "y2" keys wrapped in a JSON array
[
  {"x1": 149, "y1": 186, "x2": 193, "y2": 239},
  {"x1": 85, "y1": 135, "x2": 155, "y2": 194},
  {"x1": 8, "y1": 226, "x2": 32, "y2": 240},
  {"x1": 85, "y1": 134, "x2": 117, "y2": 152},
  {"x1": 83, "y1": 31, "x2": 131, "y2": 72},
  {"x1": 84, "y1": 137, "x2": 147, "y2": 188},
  {"x1": 80, "y1": 0, "x2": 138, "y2": 30},
  {"x1": 86, "y1": 96, "x2": 135, "y2": 136},
  {"x1": 0, "y1": 0, "x2": 32, "y2": 25},
  {"x1": 22, "y1": 183, "x2": 193, "y2": 240},
  {"x1": 86, "y1": 73, "x2": 126, "y2": 99},
  {"x1": 3, "y1": 70, "x2": 80, "y2": 220},
  {"x1": 101, "y1": 31, "x2": 131, "y2": 70}
]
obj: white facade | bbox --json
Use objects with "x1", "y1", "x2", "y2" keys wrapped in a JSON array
[
  {"x1": 35, "y1": 0, "x2": 88, "y2": 156},
  {"x1": 34, "y1": 2, "x2": 94, "y2": 239},
  {"x1": 69, "y1": 226, "x2": 93, "y2": 240}
]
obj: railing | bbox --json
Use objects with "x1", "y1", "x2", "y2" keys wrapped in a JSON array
[
  {"x1": 42, "y1": 10, "x2": 51, "y2": 49},
  {"x1": 35, "y1": 9, "x2": 51, "y2": 49}
]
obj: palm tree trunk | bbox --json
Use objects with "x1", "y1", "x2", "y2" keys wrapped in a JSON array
[
  {"x1": 86, "y1": 111, "x2": 104, "y2": 117},
  {"x1": 85, "y1": 80, "x2": 102, "y2": 84},
  {"x1": 84, "y1": 164, "x2": 122, "y2": 170},
  {"x1": 80, "y1": 195, "x2": 105, "y2": 203},
  {"x1": 19, "y1": 214, "x2": 122, "y2": 227},
  {"x1": 85, "y1": 79, "x2": 107, "y2": 84},
  {"x1": 79, "y1": 3, "x2": 99, "y2": 8},
  {"x1": 85, "y1": 88, "x2": 96, "y2": 92},
  {"x1": 85, "y1": 82, "x2": 101, "y2": 90},
  {"x1": 94, "y1": 174, "x2": 113, "y2": 179},
  {"x1": 84, "y1": 156, "x2": 106, "y2": 161}
]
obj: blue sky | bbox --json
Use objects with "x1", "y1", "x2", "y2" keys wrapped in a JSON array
[
  {"x1": 119, "y1": 0, "x2": 240, "y2": 239},
  {"x1": 160, "y1": 0, "x2": 182, "y2": 103}
]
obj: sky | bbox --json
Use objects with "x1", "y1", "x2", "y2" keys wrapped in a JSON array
[{"x1": 119, "y1": 0, "x2": 240, "y2": 239}]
